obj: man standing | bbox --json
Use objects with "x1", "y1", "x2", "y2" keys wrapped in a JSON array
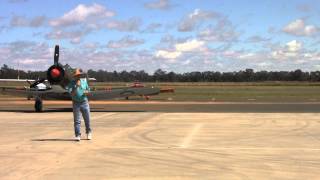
[{"x1": 67, "y1": 68, "x2": 92, "y2": 141}]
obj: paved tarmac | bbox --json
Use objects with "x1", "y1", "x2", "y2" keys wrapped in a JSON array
[
  {"x1": 1, "y1": 110, "x2": 320, "y2": 179},
  {"x1": 1, "y1": 99, "x2": 320, "y2": 113}
]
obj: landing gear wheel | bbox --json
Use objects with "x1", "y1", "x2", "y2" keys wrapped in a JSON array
[{"x1": 35, "y1": 99, "x2": 43, "y2": 112}]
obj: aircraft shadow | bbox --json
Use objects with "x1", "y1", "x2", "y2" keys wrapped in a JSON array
[{"x1": 0, "y1": 108, "x2": 146, "y2": 113}]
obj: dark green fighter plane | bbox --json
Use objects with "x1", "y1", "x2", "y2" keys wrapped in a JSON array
[{"x1": 0, "y1": 45, "x2": 173, "y2": 112}]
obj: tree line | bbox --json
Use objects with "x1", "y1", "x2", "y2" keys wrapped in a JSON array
[{"x1": 1, "y1": 64, "x2": 320, "y2": 82}]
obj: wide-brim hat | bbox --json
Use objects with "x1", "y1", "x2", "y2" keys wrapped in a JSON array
[{"x1": 73, "y1": 68, "x2": 83, "y2": 77}]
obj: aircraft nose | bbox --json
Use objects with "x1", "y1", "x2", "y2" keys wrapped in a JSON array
[{"x1": 50, "y1": 68, "x2": 61, "y2": 78}]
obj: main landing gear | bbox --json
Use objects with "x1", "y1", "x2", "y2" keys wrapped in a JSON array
[{"x1": 34, "y1": 97, "x2": 43, "y2": 112}]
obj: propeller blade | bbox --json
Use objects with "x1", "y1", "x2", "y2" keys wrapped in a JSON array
[
  {"x1": 54, "y1": 45, "x2": 59, "y2": 65},
  {"x1": 39, "y1": 78, "x2": 46, "y2": 83}
]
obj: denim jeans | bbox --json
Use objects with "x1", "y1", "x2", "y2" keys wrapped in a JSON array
[{"x1": 72, "y1": 99, "x2": 91, "y2": 136}]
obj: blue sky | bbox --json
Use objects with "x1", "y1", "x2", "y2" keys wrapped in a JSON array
[{"x1": 0, "y1": 0, "x2": 320, "y2": 73}]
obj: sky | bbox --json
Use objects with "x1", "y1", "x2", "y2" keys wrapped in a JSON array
[{"x1": 0, "y1": 0, "x2": 320, "y2": 73}]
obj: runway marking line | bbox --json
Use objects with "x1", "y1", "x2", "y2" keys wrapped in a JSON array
[
  {"x1": 91, "y1": 113, "x2": 116, "y2": 120},
  {"x1": 180, "y1": 123, "x2": 203, "y2": 148},
  {"x1": 90, "y1": 113, "x2": 162, "y2": 150},
  {"x1": 80, "y1": 146, "x2": 320, "y2": 151}
]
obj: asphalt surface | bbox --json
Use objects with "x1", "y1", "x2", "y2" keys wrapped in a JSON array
[
  {"x1": 1, "y1": 99, "x2": 320, "y2": 113},
  {"x1": 1, "y1": 112, "x2": 320, "y2": 179}
]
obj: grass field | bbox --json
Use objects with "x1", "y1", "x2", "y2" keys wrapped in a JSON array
[
  {"x1": 1, "y1": 81, "x2": 320, "y2": 102},
  {"x1": 147, "y1": 82, "x2": 320, "y2": 102}
]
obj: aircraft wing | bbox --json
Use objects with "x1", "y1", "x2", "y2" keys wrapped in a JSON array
[
  {"x1": 0, "y1": 79, "x2": 37, "y2": 82},
  {"x1": 0, "y1": 86, "x2": 162, "y2": 100},
  {"x1": 88, "y1": 87, "x2": 161, "y2": 100},
  {"x1": 0, "y1": 78, "x2": 96, "y2": 82},
  {"x1": 0, "y1": 86, "x2": 71, "y2": 99},
  {"x1": 0, "y1": 87, "x2": 33, "y2": 97}
]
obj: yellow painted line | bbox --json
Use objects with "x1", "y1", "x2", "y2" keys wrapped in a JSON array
[{"x1": 180, "y1": 123, "x2": 203, "y2": 148}]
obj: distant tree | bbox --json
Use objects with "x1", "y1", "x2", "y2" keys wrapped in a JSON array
[
  {"x1": 154, "y1": 69, "x2": 167, "y2": 81},
  {"x1": 310, "y1": 71, "x2": 320, "y2": 81},
  {"x1": 1, "y1": 64, "x2": 320, "y2": 82}
]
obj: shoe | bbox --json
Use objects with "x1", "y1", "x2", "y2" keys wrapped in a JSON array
[
  {"x1": 87, "y1": 133, "x2": 92, "y2": 140},
  {"x1": 75, "y1": 135, "x2": 81, "y2": 141}
]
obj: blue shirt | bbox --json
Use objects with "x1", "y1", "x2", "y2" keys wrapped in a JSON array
[{"x1": 67, "y1": 78, "x2": 90, "y2": 102}]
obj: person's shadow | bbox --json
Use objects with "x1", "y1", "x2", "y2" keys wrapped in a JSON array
[{"x1": 31, "y1": 138, "x2": 89, "y2": 142}]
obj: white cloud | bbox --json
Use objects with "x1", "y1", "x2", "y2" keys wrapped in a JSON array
[
  {"x1": 181, "y1": 59, "x2": 191, "y2": 65},
  {"x1": 217, "y1": 39, "x2": 318, "y2": 68},
  {"x1": 270, "y1": 40, "x2": 303, "y2": 60},
  {"x1": 105, "y1": 18, "x2": 142, "y2": 32},
  {"x1": 238, "y1": 53, "x2": 256, "y2": 60},
  {"x1": 10, "y1": 15, "x2": 46, "y2": 27},
  {"x1": 107, "y1": 36, "x2": 144, "y2": 49},
  {"x1": 155, "y1": 50, "x2": 182, "y2": 59},
  {"x1": 222, "y1": 50, "x2": 242, "y2": 59},
  {"x1": 0, "y1": 41, "x2": 51, "y2": 70},
  {"x1": 19, "y1": 58, "x2": 47, "y2": 65},
  {"x1": 143, "y1": 23, "x2": 162, "y2": 33},
  {"x1": 50, "y1": 3, "x2": 115, "y2": 27},
  {"x1": 304, "y1": 52, "x2": 320, "y2": 61},
  {"x1": 256, "y1": 62, "x2": 272, "y2": 67},
  {"x1": 283, "y1": 19, "x2": 318, "y2": 36},
  {"x1": 197, "y1": 16, "x2": 238, "y2": 43},
  {"x1": 144, "y1": 0, "x2": 173, "y2": 10},
  {"x1": 247, "y1": 35, "x2": 270, "y2": 43},
  {"x1": 175, "y1": 39, "x2": 205, "y2": 52},
  {"x1": 62, "y1": 49, "x2": 162, "y2": 73},
  {"x1": 286, "y1": 40, "x2": 302, "y2": 52},
  {"x1": 155, "y1": 39, "x2": 205, "y2": 60},
  {"x1": 266, "y1": 40, "x2": 319, "y2": 63},
  {"x1": 45, "y1": 28, "x2": 91, "y2": 44},
  {"x1": 82, "y1": 42, "x2": 100, "y2": 50},
  {"x1": 221, "y1": 50, "x2": 268, "y2": 63},
  {"x1": 2, "y1": 39, "x2": 320, "y2": 73},
  {"x1": 178, "y1": 9, "x2": 219, "y2": 32}
]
